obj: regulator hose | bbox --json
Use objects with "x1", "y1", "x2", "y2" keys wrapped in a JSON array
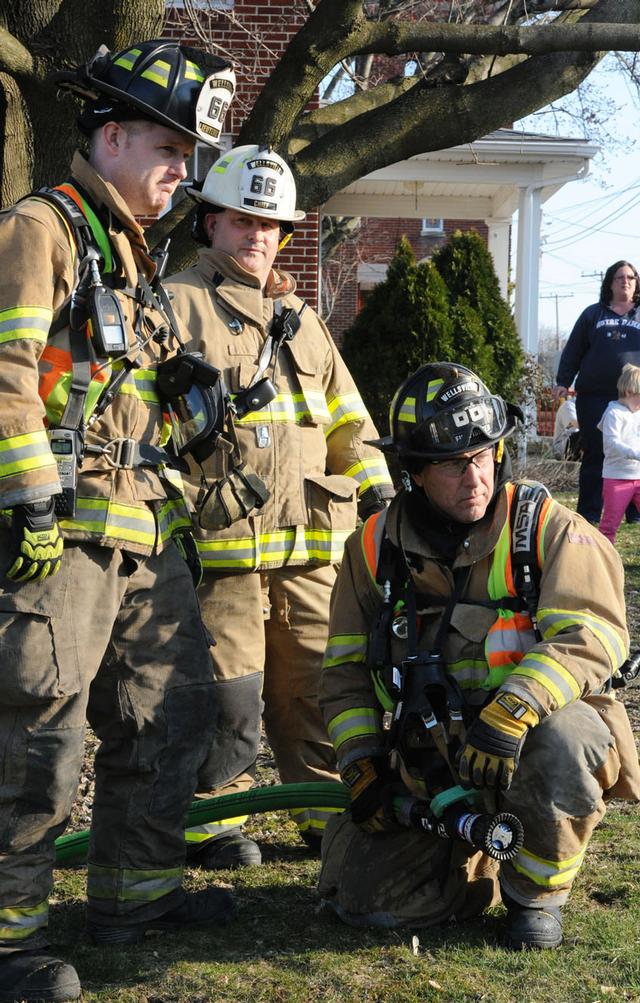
[{"x1": 54, "y1": 781, "x2": 350, "y2": 865}]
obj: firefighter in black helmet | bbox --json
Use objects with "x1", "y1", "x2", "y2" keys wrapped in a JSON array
[
  {"x1": 0, "y1": 40, "x2": 236, "y2": 1003},
  {"x1": 318, "y1": 362, "x2": 639, "y2": 950}
]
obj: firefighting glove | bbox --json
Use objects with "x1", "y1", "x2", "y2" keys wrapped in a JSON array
[
  {"x1": 357, "y1": 487, "x2": 389, "y2": 523},
  {"x1": 173, "y1": 528, "x2": 204, "y2": 589},
  {"x1": 458, "y1": 692, "x2": 539, "y2": 791},
  {"x1": 6, "y1": 499, "x2": 63, "y2": 583},
  {"x1": 341, "y1": 756, "x2": 395, "y2": 833}
]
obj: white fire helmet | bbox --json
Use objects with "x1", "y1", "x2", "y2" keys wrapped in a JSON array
[{"x1": 187, "y1": 145, "x2": 306, "y2": 228}]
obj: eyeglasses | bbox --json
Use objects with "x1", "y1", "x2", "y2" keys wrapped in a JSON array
[
  {"x1": 613, "y1": 274, "x2": 637, "y2": 282},
  {"x1": 428, "y1": 446, "x2": 495, "y2": 479}
]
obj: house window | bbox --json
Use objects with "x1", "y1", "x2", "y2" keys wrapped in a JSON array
[
  {"x1": 160, "y1": 138, "x2": 231, "y2": 217},
  {"x1": 421, "y1": 218, "x2": 444, "y2": 235}
]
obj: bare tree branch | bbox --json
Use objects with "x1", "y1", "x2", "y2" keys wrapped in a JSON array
[
  {"x1": 0, "y1": 27, "x2": 34, "y2": 77},
  {"x1": 355, "y1": 19, "x2": 640, "y2": 57}
]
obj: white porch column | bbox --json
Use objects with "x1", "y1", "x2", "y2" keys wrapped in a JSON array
[
  {"x1": 515, "y1": 185, "x2": 542, "y2": 356},
  {"x1": 485, "y1": 217, "x2": 511, "y2": 300}
]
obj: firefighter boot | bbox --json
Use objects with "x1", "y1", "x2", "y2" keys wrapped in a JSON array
[
  {"x1": 87, "y1": 887, "x2": 235, "y2": 945},
  {"x1": 0, "y1": 950, "x2": 81, "y2": 1003},
  {"x1": 503, "y1": 894, "x2": 563, "y2": 950},
  {"x1": 189, "y1": 830, "x2": 262, "y2": 870}
]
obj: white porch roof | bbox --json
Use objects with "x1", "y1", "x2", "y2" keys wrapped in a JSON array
[{"x1": 321, "y1": 129, "x2": 599, "y2": 355}]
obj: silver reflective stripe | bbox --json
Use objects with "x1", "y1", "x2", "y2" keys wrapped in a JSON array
[
  {"x1": 0, "y1": 900, "x2": 49, "y2": 940},
  {"x1": 87, "y1": 864, "x2": 183, "y2": 902}
]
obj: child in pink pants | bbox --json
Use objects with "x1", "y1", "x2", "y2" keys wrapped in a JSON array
[{"x1": 598, "y1": 362, "x2": 640, "y2": 544}]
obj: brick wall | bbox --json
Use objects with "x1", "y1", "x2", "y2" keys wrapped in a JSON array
[
  {"x1": 325, "y1": 218, "x2": 490, "y2": 344},
  {"x1": 163, "y1": 2, "x2": 321, "y2": 307},
  {"x1": 162, "y1": 3, "x2": 492, "y2": 330}
]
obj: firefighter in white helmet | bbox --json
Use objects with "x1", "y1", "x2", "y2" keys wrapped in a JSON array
[{"x1": 166, "y1": 145, "x2": 394, "y2": 869}]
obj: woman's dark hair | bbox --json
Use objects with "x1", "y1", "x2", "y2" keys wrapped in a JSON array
[{"x1": 600, "y1": 260, "x2": 640, "y2": 306}]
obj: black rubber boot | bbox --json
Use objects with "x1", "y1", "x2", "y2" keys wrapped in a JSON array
[
  {"x1": 87, "y1": 886, "x2": 235, "y2": 945},
  {"x1": 0, "y1": 950, "x2": 81, "y2": 1003},
  {"x1": 189, "y1": 830, "x2": 262, "y2": 870},
  {"x1": 504, "y1": 895, "x2": 563, "y2": 950}
]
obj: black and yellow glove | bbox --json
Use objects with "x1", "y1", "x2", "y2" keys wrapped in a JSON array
[
  {"x1": 6, "y1": 499, "x2": 63, "y2": 583},
  {"x1": 458, "y1": 692, "x2": 539, "y2": 791},
  {"x1": 173, "y1": 528, "x2": 204, "y2": 589},
  {"x1": 341, "y1": 756, "x2": 396, "y2": 833}
]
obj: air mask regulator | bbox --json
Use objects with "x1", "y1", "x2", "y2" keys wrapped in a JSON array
[{"x1": 71, "y1": 247, "x2": 127, "y2": 356}]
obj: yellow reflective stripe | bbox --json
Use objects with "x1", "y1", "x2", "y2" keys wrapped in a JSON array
[
  {"x1": 197, "y1": 527, "x2": 350, "y2": 569},
  {"x1": 327, "y1": 391, "x2": 368, "y2": 432},
  {"x1": 512, "y1": 844, "x2": 586, "y2": 887},
  {"x1": 323, "y1": 633, "x2": 368, "y2": 669},
  {"x1": 398, "y1": 395, "x2": 417, "y2": 422},
  {"x1": 487, "y1": 515, "x2": 511, "y2": 600},
  {"x1": 141, "y1": 60, "x2": 171, "y2": 88},
  {"x1": 0, "y1": 305, "x2": 52, "y2": 344},
  {"x1": 185, "y1": 816, "x2": 248, "y2": 841},
  {"x1": 114, "y1": 47, "x2": 142, "y2": 72},
  {"x1": 59, "y1": 497, "x2": 158, "y2": 547},
  {"x1": 236, "y1": 392, "x2": 308, "y2": 425},
  {"x1": 510, "y1": 652, "x2": 581, "y2": 708},
  {"x1": 185, "y1": 60, "x2": 204, "y2": 82},
  {"x1": 87, "y1": 864, "x2": 183, "y2": 903},
  {"x1": 0, "y1": 430, "x2": 57, "y2": 479},
  {"x1": 113, "y1": 366, "x2": 161, "y2": 405},
  {"x1": 537, "y1": 607, "x2": 627, "y2": 672},
  {"x1": 289, "y1": 806, "x2": 342, "y2": 833},
  {"x1": 157, "y1": 498, "x2": 191, "y2": 543},
  {"x1": 447, "y1": 658, "x2": 493, "y2": 688},
  {"x1": 0, "y1": 900, "x2": 49, "y2": 940},
  {"x1": 426, "y1": 380, "x2": 444, "y2": 402},
  {"x1": 327, "y1": 707, "x2": 380, "y2": 751},
  {"x1": 343, "y1": 457, "x2": 392, "y2": 490}
]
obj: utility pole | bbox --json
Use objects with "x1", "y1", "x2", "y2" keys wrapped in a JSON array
[{"x1": 540, "y1": 292, "x2": 574, "y2": 349}]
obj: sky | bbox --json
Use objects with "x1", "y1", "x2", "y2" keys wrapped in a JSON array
[{"x1": 516, "y1": 57, "x2": 640, "y2": 346}]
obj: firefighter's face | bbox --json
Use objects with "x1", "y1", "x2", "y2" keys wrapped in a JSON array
[
  {"x1": 205, "y1": 210, "x2": 280, "y2": 287},
  {"x1": 412, "y1": 446, "x2": 495, "y2": 524},
  {"x1": 100, "y1": 120, "x2": 193, "y2": 217}
]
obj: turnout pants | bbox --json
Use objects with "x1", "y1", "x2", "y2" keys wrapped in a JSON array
[
  {"x1": 0, "y1": 540, "x2": 216, "y2": 953},
  {"x1": 189, "y1": 564, "x2": 339, "y2": 846},
  {"x1": 319, "y1": 700, "x2": 638, "y2": 927}
]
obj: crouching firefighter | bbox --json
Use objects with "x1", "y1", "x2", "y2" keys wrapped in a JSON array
[
  {"x1": 0, "y1": 40, "x2": 239, "y2": 1003},
  {"x1": 318, "y1": 362, "x2": 640, "y2": 949}
]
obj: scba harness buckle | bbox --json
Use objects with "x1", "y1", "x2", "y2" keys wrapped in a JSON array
[{"x1": 102, "y1": 437, "x2": 138, "y2": 469}]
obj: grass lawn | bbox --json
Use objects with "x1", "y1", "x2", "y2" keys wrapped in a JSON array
[{"x1": 50, "y1": 491, "x2": 640, "y2": 1003}]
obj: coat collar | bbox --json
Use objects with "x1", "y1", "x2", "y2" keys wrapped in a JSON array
[
  {"x1": 385, "y1": 483, "x2": 510, "y2": 569},
  {"x1": 195, "y1": 247, "x2": 296, "y2": 329}
]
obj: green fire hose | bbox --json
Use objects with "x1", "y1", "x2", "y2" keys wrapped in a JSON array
[{"x1": 54, "y1": 782, "x2": 350, "y2": 865}]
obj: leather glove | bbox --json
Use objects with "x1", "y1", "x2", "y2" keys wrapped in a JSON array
[
  {"x1": 173, "y1": 528, "x2": 204, "y2": 589},
  {"x1": 458, "y1": 692, "x2": 539, "y2": 791},
  {"x1": 6, "y1": 499, "x2": 63, "y2": 583},
  {"x1": 357, "y1": 487, "x2": 390, "y2": 523},
  {"x1": 341, "y1": 756, "x2": 395, "y2": 833}
]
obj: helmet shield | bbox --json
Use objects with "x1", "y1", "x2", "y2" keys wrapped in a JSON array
[
  {"x1": 417, "y1": 395, "x2": 509, "y2": 453},
  {"x1": 370, "y1": 362, "x2": 519, "y2": 460}
]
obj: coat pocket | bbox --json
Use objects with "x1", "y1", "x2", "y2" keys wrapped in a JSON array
[
  {"x1": 304, "y1": 474, "x2": 357, "y2": 534},
  {"x1": 0, "y1": 555, "x2": 81, "y2": 704}
]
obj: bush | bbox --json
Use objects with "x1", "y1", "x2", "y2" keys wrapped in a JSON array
[
  {"x1": 341, "y1": 236, "x2": 453, "y2": 434},
  {"x1": 342, "y1": 230, "x2": 524, "y2": 436}
]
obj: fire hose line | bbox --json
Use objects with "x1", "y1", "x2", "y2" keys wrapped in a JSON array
[{"x1": 54, "y1": 782, "x2": 350, "y2": 865}]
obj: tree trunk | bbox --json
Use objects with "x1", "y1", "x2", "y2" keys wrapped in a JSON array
[{"x1": 0, "y1": 0, "x2": 165, "y2": 203}]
